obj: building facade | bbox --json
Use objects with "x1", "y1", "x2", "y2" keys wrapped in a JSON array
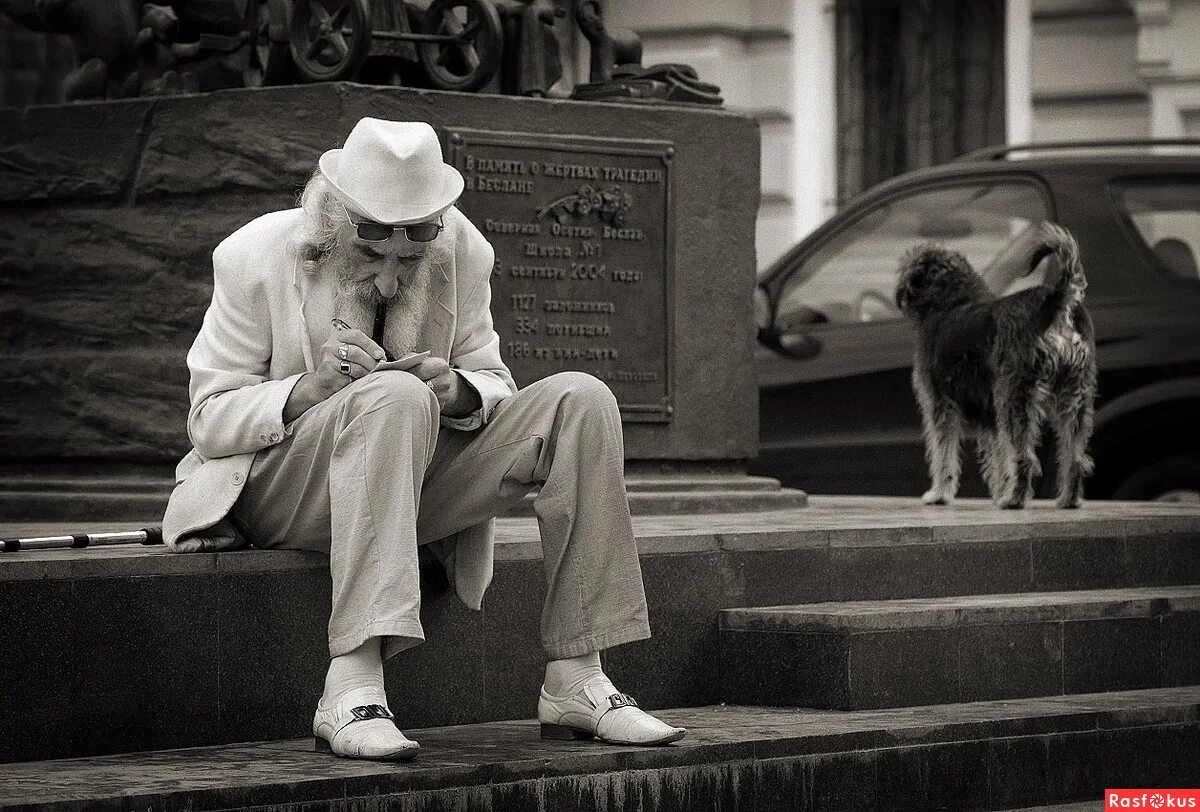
[{"x1": 609, "y1": 0, "x2": 1200, "y2": 269}]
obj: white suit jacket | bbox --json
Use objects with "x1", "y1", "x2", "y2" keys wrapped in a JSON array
[{"x1": 162, "y1": 206, "x2": 517, "y2": 610}]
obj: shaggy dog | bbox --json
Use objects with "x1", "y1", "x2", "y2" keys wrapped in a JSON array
[{"x1": 895, "y1": 224, "x2": 1097, "y2": 508}]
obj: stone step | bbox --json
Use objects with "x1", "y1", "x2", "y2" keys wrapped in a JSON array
[
  {"x1": 0, "y1": 687, "x2": 1195, "y2": 812},
  {"x1": 721, "y1": 586, "x2": 1200, "y2": 711},
  {"x1": 2, "y1": 497, "x2": 1197, "y2": 763},
  {"x1": 0, "y1": 471, "x2": 807, "y2": 521}
]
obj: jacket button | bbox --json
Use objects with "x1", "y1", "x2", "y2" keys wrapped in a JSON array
[
  {"x1": 270, "y1": 432, "x2": 280, "y2": 442},
  {"x1": 260, "y1": 433, "x2": 268, "y2": 442},
  {"x1": 232, "y1": 473, "x2": 244, "y2": 485}
]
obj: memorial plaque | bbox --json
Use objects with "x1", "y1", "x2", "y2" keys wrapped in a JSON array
[{"x1": 448, "y1": 128, "x2": 675, "y2": 422}]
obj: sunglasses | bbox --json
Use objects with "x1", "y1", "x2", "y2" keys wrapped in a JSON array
[{"x1": 345, "y1": 209, "x2": 444, "y2": 243}]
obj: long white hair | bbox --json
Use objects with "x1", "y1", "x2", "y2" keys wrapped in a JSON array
[{"x1": 292, "y1": 168, "x2": 343, "y2": 275}]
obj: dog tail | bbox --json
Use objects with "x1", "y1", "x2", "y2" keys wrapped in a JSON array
[{"x1": 1030, "y1": 223, "x2": 1086, "y2": 330}]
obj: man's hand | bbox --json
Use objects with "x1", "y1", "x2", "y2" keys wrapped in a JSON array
[
  {"x1": 174, "y1": 518, "x2": 246, "y2": 553},
  {"x1": 285, "y1": 327, "x2": 386, "y2": 422},
  {"x1": 408, "y1": 356, "x2": 481, "y2": 417}
]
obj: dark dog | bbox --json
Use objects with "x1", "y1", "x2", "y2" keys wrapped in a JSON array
[{"x1": 895, "y1": 224, "x2": 1097, "y2": 508}]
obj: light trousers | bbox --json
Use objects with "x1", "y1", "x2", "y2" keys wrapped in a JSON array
[{"x1": 230, "y1": 370, "x2": 651, "y2": 661}]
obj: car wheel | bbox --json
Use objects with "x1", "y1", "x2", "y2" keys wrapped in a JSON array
[{"x1": 1111, "y1": 455, "x2": 1200, "y2": 503}]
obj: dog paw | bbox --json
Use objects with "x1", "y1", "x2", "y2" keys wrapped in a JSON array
[
  {"x1": 921, "y1": 490, "x2": 950, "y2": 506},
  {"x1": 1055, "y1": 496, "x2": 1083, "y2": 509},
  {"x1": 998, "y1": 496, "x2": 1027, "y2": 509}
]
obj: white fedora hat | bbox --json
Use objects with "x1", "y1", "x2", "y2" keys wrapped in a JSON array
[{"x1": 319, "y1": 118, "x2": 465, "y2": 226}]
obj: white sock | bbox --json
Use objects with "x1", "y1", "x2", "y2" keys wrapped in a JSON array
[
  {"x1": 543, "y1": 651, "x2": 612, "y2": 697},
  {"x1": 322, "y1": 637, "x2": 385, "y2": 706}
]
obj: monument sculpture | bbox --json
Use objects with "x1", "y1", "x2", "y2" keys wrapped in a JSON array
[
  {"x1": 2, "y1": 0, "x2": 721, "y2": 104},
  {"x1": 492, "y1": 0, "x2": 563, "y2": 96},
  {"x1": 570, "y1": 0, "x2": 722, "y2": 105}
]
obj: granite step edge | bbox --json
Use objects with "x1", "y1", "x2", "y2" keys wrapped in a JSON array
[
  {"x1": 0, "y1": 687, "x2": 1197, "y2": 811},
  {"x1": 720, "y1": 585, "x2": 1200, "y2": 632}
]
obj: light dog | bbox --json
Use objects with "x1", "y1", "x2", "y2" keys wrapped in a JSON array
[{"x1": 895, "y1": 224, "x2": 1097, "y2": 508}]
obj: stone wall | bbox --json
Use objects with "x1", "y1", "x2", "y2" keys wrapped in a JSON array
[{"x1": 0, "y1": 84, "x2": 760, "y2": 465}]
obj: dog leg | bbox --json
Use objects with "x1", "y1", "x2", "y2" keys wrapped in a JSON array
[
  {"x1": 1018, "y1": 385, "x2": 1051, "y2": 507},
  {"x1": 921, "y1": 400, "x2": 963, "y2": 506},
  {"x1": 977, "y1": 428, "x2": 1004, "y2": 501},
  {"x1": 912, "y1": 364, "x2": 963, "y2": 505},
  {"x1": 994, "y1": 375, "x2": 1044, "y2": 509},
  {"x1": 1053, "y1": 373, "x2": 1096, "y2": 509},
  {"x1": 990, "y1": 387, "x2": 1021, "y2": 508}
]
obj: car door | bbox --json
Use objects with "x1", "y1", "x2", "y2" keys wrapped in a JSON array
[{"x1": 753, "y1": 176, "x2": 1055, "y2": 495}]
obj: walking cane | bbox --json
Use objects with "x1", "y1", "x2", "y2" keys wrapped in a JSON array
[{"x1": 1, "y1": 527, "x2": 164, "y2": 552}]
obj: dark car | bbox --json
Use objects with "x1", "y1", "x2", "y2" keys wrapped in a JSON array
[{"x1": 752, "y1": 141, "x2": 1200, "y2": 502}]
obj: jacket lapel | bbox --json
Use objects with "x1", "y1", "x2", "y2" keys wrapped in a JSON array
[
  {"x1": 427, "y1": 242, "x2": 455, "y2": 354},
  {"x1": 293, "y1": 256, "x2": 318, "y2": 372}
]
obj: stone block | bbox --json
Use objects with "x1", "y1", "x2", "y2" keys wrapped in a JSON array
[
  {"x1": 718, "y1": 546, "x2": 831, "y2": 607},
  {"x1": 958, "y1": 621, "x2": 1064, "y2": 702},
  {"x1": 752, "y1": 757, "x2": 815, "y2": 812},
  {"x1": 136, "y1": 86, "x2": 342, "y2": 199},
  {"x1": 847, "y1": 628, "x2": 960, "y2": 709},
  {"x1": 924, "y1": 740, "x2": 992, "y2": 809},
  {"x1": 362, "y1": 786, "x2": 493, "y2": 812},
  {"x1": 0, "y1": 199, "x2": 257, "y2": 459},
  {"x1": 828, "y1": 540, "x2": 1029, "y2": 601},
  {"x1": 1031, "y1": 536, "x2": 1126, "y2": 591},
  {"x1": 875, "y1": 743, "x2": 993, "y2": 810},
  {"x1": 719, "y1": 585, "x2": 1198, "y2": 710},
  {"x1": 604, "y1": 552, "x2": 724, "y2": 709},
  {"x1": 481, "y1": 559, "x2": 545, "y2": 722},
  {"x1": 2, "y1": 83, "x2": 761, "y2": 465},
  {"x1": 1095, "y1": 723, "x2": 1200, "y2": 787},
  {"x1": 810, "y1": 750, "x2": 880, "y2": 812},
  {"x1": 0, "y1": 349, "x2": 191, "y2": 458},
  {"x1": 1062, "y1": 617, "x2": 1161, "y2": 693},
  {"x1": 71, "y1": 574, "x2": 223, "y2": 756},
  {"x1": 1046, "y1": 731, "x2": 1102, "y2": 802},
  {"x1": 1163, "y1": 612, "x2": 1200, "y2": 687},
  {"x1": 0, "y1": 579, "x2": 75, "y2": 763},
  {"x1": 1124, "y1": 533, "x2": 1174, "y2": 586},
  {"x1": 395, "y1": 589, "x2": 489, "y2": 729},
  {"x1": 721, "y1": 630, "x2": 848, "y2": 708},
  {"x1": 0, "y1": 102, "x2": 146, "y2": 203},
  {"x1": 988, "y1": 734, "x2": 1051, "y2": 809},
  {"x1": 489, "y1": 781, "x2": 543, "y2": 812},
  {"x1": 217, "y1": 569, "x2": 329, "y2": 743},
  {"x1": 1157, "y1": 533, "x2": 1200, "y2": 585}
]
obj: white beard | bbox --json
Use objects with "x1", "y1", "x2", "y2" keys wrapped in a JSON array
[{"x1": 327, "y1": 241, "x2": 447, "y2": 358}]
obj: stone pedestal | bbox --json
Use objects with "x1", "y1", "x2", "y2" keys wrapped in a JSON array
[{"x1": 0, "y1": 83, "x2": 804, "y2": 515}]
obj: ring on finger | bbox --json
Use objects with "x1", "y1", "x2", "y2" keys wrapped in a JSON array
[
  {"x1": 338, "y1": 344, "x2": 349, "y2": 361},
  {"x1": 339, "y1": 360, "x2": 352, "y2": 376}
]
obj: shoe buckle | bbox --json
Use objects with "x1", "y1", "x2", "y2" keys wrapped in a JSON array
[
  {"x1": 608, "y1": 693, "x2": 638, "y2": 709},
  {"x1": 350, "y1": 704, "x2": 394, "y2": 721}
]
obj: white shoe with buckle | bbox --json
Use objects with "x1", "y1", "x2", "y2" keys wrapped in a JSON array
[
  {"x1": 312, "y1": 686, "x2": 420, "y2": 761},
  {"x1": 537, "y1": 682, "x2": 686, "y2": 746}
]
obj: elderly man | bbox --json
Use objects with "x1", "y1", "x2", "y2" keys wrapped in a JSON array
[{"x1": 162, "y1": 117, "x2": 684, "y2": 760}]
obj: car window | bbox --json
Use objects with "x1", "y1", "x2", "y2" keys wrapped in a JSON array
[
  {"x1": 775, "y1": 181, "x2": 1052, "y2": 329},
  {"x1": 1111, "y1": 180, "x2": 1200, "y2": 283}
]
